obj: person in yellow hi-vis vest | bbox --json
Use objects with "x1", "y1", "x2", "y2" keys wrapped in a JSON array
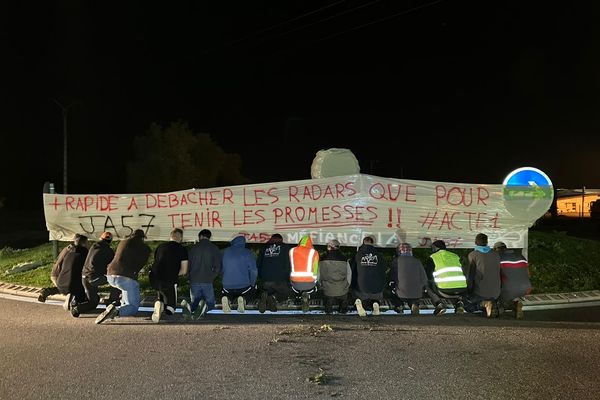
[
  {"x1": 289, "y1": 235, "x2": 319, "y2": 313},
  {"x1": 424, "y1": 240, "x2": 468, "y2": 316}
]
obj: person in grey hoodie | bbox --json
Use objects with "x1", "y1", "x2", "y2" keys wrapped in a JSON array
[
  {"x1": 389, "y1": 243, "x2": 428, "y2": 315},
  {"x1": 466, "y1": 233, "x2": 501, "y2": 317},
  {"x1": 182, "y1": 229, "x2": 222, "y2": 320},
  {"x1": 220, "y1": 235, "x2": 257, "y2": 314},
  {"x1": 318, "y1": 239, "x2": 351, "y2": 314}
]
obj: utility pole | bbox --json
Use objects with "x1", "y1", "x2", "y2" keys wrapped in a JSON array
[{"x1": 52, "y1": 99, "x2": 75, "y2": 194}]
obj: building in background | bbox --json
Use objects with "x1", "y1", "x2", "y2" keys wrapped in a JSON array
[{"x1": 555, "y1": 189, "x2": 600, "y2": 218}]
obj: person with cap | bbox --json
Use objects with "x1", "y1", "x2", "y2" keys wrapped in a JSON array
[
  {"x1": 351, "y1": 236, "x2": 386, "y2": 317},
  {"x1": 71, "y1": 231, "x2": 121, "y2": 317},
  {"x1": 493, "y1": 241, "x2": 531, "y2": 319},
  {"x1": 149, "y1": 228, "x2": 189, "y2": 323},
  {"x1": 181, "y1": 229, "x2": 222, "y2": 320},
  {"x1": 95, "y1": 229, "x2": 151, "y2": 324},
  {"x1": 465, "y1": 233, "x2": 502, "y2": 318},
  {"x1": 289, "y1": 235, "x2": 319, "y2": 313},
  {"x1": 38, "y1": 233, "x2": 88, "y2": 305},
  {"x1": 424, "y1": 239, "x2": 468, "y2": 316},
  {"x1": 318, "y1": 239, "x2": 352, "y2": 314},
  {"x1": 220, "y1": 235, "x2": 258, "y2": 314},
  {"x1": 389, "y1": 243, "x2": 428, "y2": 315},
  {"x1": 257, "y1": 233, "x2": 292, "y2": 313}
]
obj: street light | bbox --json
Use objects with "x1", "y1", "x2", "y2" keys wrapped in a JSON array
[{"x1": 52, "y1": 99, "x2": 75, "y2": 194}]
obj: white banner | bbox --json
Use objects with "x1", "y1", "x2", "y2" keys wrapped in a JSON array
[{"x1": 43, "y1": 174, "x2": 545, "y2": 249}]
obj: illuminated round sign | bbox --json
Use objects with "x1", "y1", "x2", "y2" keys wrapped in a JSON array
[{"x1": 502, "y1": 167, "x2": 554, "y2": 221}]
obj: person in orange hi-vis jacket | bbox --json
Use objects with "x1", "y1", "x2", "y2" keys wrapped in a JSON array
[{"x1": 289, "y1": 235, "x2": 319, "y2": 313}]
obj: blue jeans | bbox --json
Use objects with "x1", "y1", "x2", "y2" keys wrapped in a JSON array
[
  {"x1": 107, "y1": 275, "x2": 140, "y2": 317},
  {"x1": 190, "y1": 283, "x2": 216, "y2": 312}
]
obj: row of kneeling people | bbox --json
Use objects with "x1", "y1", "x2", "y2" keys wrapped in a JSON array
[{"x1": 38, "y1": 228, "x2": 531, "y2": 324}]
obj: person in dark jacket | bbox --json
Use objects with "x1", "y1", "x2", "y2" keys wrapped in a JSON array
[
  {"x1": 465, "y1": 233, "x2": 501, "y2": 318},
  {"x1": 493, "y1": 241, "x2": 532, "y2": 319},
  {"x1": 71, "y1": 232, "x2": 120, "y2": 317},
  {"x1": 389, "y1": 243, "x2": 427, "y2": 315},
  {"x1": 95, "y1": 229, "x2": 151, "y2": 324},
  {"x1": 182, "y1": 229, "x2": 222, "y2": 320},
  {"x1": 351, "y1": 236, "x2": 386, "y2": 317},
  {"x1": 318, "y1": 239, "x2": 351, "y2": 314},
  {"x1": 220, "y1": 235, "x2": 257, "y2": 313},
  {"x1": 257, "y1": 233, "x2": 292, "y2": 313},
  {"x1": 56, "y1": 235, "x2": 89, "y2": 311},
  {"x1": 150, "y1": 228, "x2": 189, "y2": 323},
  {"x1": 37, "y1": 234, "x2": 87, "y2": 303}
]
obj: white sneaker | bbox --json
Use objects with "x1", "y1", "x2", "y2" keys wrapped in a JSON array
[
  {"x1": 237, "y1": 296, "x2": 245, "y2": 313},
  {"x1": 152, "y1": 300, "x2": 164, "y2": 323},
  {"x1": 355, "y1": 299, "x2": 366, "y2": 317},
  {"x1": 222, "y1": 296, "x2": 231, "y2": 313},
  {"x1": 63, "y1": 294, "x2": 72, "y2": 311},
  {"x1": 372, "y1": 302, "x2": 380, "y2": 316}
]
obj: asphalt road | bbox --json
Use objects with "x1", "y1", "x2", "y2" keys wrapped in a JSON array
[{"x1": 1, "y1": 297, "x2": 599, "y2": 400}]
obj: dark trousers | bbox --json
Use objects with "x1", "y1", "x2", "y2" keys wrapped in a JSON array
[
  {"x1": 427, "y1": 282, "x2": 465, "y2": 308},
  {"x1": 155, "y1": 281, "x2": 178, "y2": 314},
  {"x1": 390, "y1": 290, "x2": 421, "y2": 308},
  {"x1": 78, "y1": 275, "x2": 121, "y2": 313},
  {"x1": 222, "y1": 286, "x2": 256, "y2": 302},
  {"x1": 262, "y1": 281, "x2": 290, "y2": 301},
  {"x1": 324, "y1": 294, "x2": 348, "y2": 312}
]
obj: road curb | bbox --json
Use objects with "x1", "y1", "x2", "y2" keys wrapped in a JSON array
[{"x1": 2, "y1": 282, "x2": 599, "y2": 311}]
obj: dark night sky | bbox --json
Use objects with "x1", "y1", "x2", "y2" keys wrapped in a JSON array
[{"x1": 2, "y1": 0, "x2": 600, "y2": 211}]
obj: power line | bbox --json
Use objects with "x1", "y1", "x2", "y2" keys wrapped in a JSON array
[
  {"x1": 264, "y1": 0, "x2": 382, "y2": 43},
  {"x1": 313, "y1": 0, "x2": 445, "y2": 43},
  {"x1": 202, "y1": 0, "x2": 348, "y2": 54}
]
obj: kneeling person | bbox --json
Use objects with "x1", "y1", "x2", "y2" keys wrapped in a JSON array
[
  {"x1": 149, "y1": 228, "x2": 188, "y2": 323},
  {"x1": 389, "y1": 243, "x2": 427, "y2": 315},
  {"x1": 318, "y1": 239, "x2": 351, "y2": 314}
]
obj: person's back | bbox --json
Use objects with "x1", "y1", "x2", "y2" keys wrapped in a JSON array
[
  {"x1": 466, "y1": 233, "x2": 501, "y2": 317},
  {"x1": 352, "y1": 236, "x2": 385, "y2": 316},
  {"x1": 258, "y1": 234, "x2": 292, "y2": 284},
  {"x1": 392, "y1": 251, "x2": 427, "y2": 300},
  {"x1": 289, "y1": 235, "x2": 319, "y2": 312},
  {"x1": 188, "y1": 236, "x2": 222, "y2": 284},
  {"x1": 50, "y1": 244, "x2": 75, "y2": 286},
  {"x1": 107, "y1": 233, "x2": 151, "y2": 279},
  {"x1": 467, "y1": 246, "x2": 501, "y2": 299},
  {"x1": 83, "y1": 239, "x2": 114, "y2": 281},
  {"x1": 222, "y1": 236, "x2": 257, "y2": 289},
  {"x1": 493, "y1": 242, "x2": 531, "y2": 319},
  {"x1": 182, "y1": 229, "x2": 222, "y2": 319},
  {"x1": 319, "y1": 243, "x2": 350, "y2": 298},
  {"x1": 257, "y1": 233, "x2": 292, "y2": 313},
  {"x1": 152, "y1": 241, "x2": 187, "y2": 285},
  {"x1": 354, "y1": 240, "x2": 386, "y2": 295},
  {"x1": 389, "y1": 243, "x2": 427, "y2": 314},
  {"x1": 150, "y1": 228, "x2": 188, "y2": 322},
  {"x1": 56, "y1": 244, "x2": 89, "y2": 295},
  {"x1": 96, "y1": 229, "x2": 151, "y2": 324}
]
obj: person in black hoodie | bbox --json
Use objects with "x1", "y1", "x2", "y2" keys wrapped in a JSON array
[
  {"x1": 95, "y1": 229, "x2": 151, "y2": 324},
  {"x1": 71, "y1": 232, "x2": 121, "y2": 317},
  {"x1": 37, "y1": 234, "x2": 86, "y2": 303},
  {"x1": 56, "y1": 234, "x2": 89, "y2": 312},
  {"x1": 351, "y1": 236, "x2": 386, "y2": 317},
  {"x1": 257, "y1": 233, "x2": 292, "y2": 313}
]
